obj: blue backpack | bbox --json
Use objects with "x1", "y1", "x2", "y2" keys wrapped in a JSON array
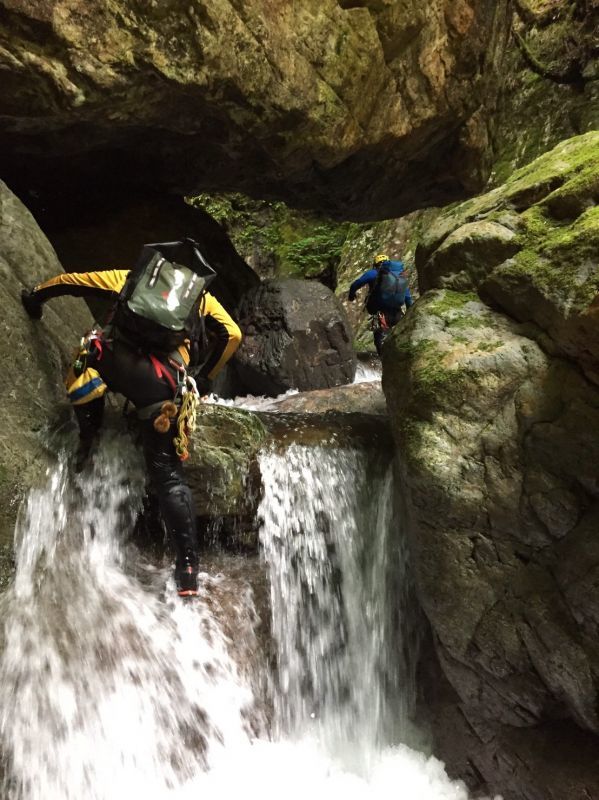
[{"x1": 371, "y1": 260, "x2": 408, "y2": 310}]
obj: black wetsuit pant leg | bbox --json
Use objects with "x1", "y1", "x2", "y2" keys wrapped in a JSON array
[
  {"x1": 73, "y1": 341, "x2": 199, "y2": 570},
  {"x1": 138, "y1": 420, "x2": 199, "y2": 570},
  {"x1": 74, "y1": 396, "x2": 105, "y2": 444}
]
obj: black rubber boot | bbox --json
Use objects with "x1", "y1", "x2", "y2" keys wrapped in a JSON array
[{"x1": 175, "y1": 551, "x2": 199, "y2": 597}]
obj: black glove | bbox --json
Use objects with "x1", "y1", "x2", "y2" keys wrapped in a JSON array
[
  {"x1": 195, "y1": 375, "x2": 212, "y2": 396},
  {"x1": 347, "y1": 293, "x2": 355, "y2": 303},
  {"x1": 21, "y1": 289, "x2": 43, "y2": 319}
]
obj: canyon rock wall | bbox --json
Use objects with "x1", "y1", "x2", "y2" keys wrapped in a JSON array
[
  {"x1": 383, "y1": 133, "x2": 599, "y2": 799},
  {"x1": 0, "y1": 181, "x2": 92, "y2": 539},
  {"x1": 0, "y1": 0, "x2": 510, "y2": 219}
]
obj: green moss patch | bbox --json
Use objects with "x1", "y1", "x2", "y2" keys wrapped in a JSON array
[
  {"x1": 188, "y1": 192, "x2": 350, "y2": 285},
  {"x1": 507, "y1": 202, "x2": 599, "y2": 308},
  {"x1": 391, "y1": 327, "x2": 478, "y2": 418},
  {"x1": 187, "y1": 405, "x2": 268, "y2": 517}
]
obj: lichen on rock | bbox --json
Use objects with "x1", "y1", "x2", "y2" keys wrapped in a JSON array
[
  {"x1": 417, "y1": 132, "x2": 599, "y2": 384},
  {"x1": 385, "y1": 136, "x2": 599, "y2": 796}
]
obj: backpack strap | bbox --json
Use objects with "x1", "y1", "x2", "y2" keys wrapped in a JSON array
[{"x1": 148, "y1": 353, "x2": 177, "y2": 392}]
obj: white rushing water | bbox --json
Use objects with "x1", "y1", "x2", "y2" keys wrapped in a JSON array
[
  {"x1": 205, "y1": 357, "x2": 380, "y2": 411},
  {"x1": 353, "y1": 360, "x2": 382, "y2": 384},
  {"x1": 0, "y1": 437, "x2": 497, "y2": 800},
  {"x1": 204, "y1": 387, "x2": 299, "y2": 411}
]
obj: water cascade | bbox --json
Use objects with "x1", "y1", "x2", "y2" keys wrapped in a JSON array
[
  {"x1": 0, "y1": 436, "x2": 496, "y2": 800},
  {"x1": 258, "y1": 445, "x2": 414, "y2": 762}
]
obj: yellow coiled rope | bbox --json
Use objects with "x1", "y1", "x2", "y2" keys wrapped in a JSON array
[{"x1": 173, "y1": 376, "x2": 200, "y2": 461}]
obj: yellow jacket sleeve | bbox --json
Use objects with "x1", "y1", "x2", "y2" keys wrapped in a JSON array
[
  {"x1": 200, "y1": 292, "x2": 243, "y2": 379},
  {"x1": 33, "y1": 270, "x2": 130, "y2": 302}
]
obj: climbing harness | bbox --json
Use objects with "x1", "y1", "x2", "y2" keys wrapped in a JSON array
[
  {"x1": 370, "y1": 312, "x2": 390, "y2": 333},
  {"x1": 148, "y1": 353, "x2": 200, "y2": 462}
]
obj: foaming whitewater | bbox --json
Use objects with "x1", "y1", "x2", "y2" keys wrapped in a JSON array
[
  {"x1": 258, "y1": 444, "x2": 499, "y2": 799},
  {"x1": 353, "y1": 360, "x2": 382, "y2": 383},
  {"x1": 0, "y1": 438, "x2": 260, "y2": 800},
  {"x1": 204, "y1": 387, "x2": 299, "y2": 411},
  {"x1": 0, "y1": 435, "x2": 498, "y2": 800}
]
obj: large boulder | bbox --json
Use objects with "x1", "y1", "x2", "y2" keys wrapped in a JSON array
[
  {"x1": 234, "y1": 279, "x2": 357, "y2": 396},
  {"x1": 0, "y1": 181, "x2": 93, "y2": 540},
  {"x1": 417, "y1": 132, "x2": 599, "y2": 385},
  {"x1": 0, "y1": 0, "x2": 511, "y2": 219},
  {"x1": 384, "y1": 137, "x2": 599, "y2": 798}
]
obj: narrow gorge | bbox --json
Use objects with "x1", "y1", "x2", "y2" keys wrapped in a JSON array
[{"x1": 0, "y1": 2, "x2": 598, "y2": 799}]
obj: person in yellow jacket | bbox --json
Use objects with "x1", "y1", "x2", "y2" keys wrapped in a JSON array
[{"x1": 21, "y1": 267, "x2": 242, "y2": 597}]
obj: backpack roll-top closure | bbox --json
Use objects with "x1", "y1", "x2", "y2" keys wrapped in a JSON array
[
  {"x1": 127, "y1": 259, "x2": 206, "y2": 332},
  {"x1": 113, "y1": 239, "x2": 217, "y2": 352}
]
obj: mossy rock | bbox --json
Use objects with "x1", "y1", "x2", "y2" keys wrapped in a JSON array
[
  {"x1": 422, "y1": 220, "x2": 520, "y2": 292},
  {"x1": 382, "y1": 289, "x2": 548, "y2": 472},
  {"x1": 188, "y1": 192, "x2": 349, "y2": 288},
  {"x1": 416, "y1": 133, "x2": 599, "y2": 384},
  {"x1": 186, "y1": 405, "x2": 268, "y2": 518},
  {"x1": 418, "y1": 132, "x2": 599, "y2": 263}
]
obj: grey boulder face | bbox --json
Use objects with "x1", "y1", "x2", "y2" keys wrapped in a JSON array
[
  {"x1": 234, "y1": 279, "x2": 357, "y2": 397},
  {"x1": 383, "y1": 134, "x2": 599, "y2": 800},
  {"x1": 0, "y1": 180, "x2": 92, "y2": 540}
]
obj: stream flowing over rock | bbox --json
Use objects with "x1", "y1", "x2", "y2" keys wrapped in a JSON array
[
  {"x1": 2, "y1": 3, "x2": 599, "y2": 798},
  {"x1": 0, "y1": 0, "x2": 511, "y2": 219},
  {"x1": 383, "y1": 135, "x2": 599, "y2": 799}
]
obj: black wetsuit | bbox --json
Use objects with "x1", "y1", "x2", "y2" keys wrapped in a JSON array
[{"x1": 25, "y1": 269, "x2": 242, "y2": 586}]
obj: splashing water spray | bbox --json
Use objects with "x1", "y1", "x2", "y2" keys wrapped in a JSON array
[{"x1": 0, "y1": 436, "x2": 500, "y2": 800}]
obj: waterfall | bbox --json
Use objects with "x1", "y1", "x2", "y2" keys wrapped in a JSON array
[
  {"x1": 258, "y1": 445, "x2": 415, "y2": 766},
  {"x1": 0, "y1": 436, "x2": 496, "y2": 800},
  {"x1": 0, "y1": 439, "x2": 260, "y2": 800},
  {"x1": 255, "y1": 444, "x2": 496, "y2": 798}
]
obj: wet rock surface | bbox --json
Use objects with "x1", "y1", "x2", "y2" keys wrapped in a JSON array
[
  {"x1": 385, "y1": 135, "x2": 599, "y2": 798},
  {"x1": 0, "y1": 180, "x2": 92, "y2": 544},
  {"x1": 0, "y1": 0, "x2": 511, "y2": 219},
  {"x1": 416, "y1": 132, "x2": 599, "y2": 384},
  {"x1": 272, "y1": 380, "x2": 386, "y2": 416},
  {"x1": 234, "y1": 279, "x2": 357, "y2": 396},
  {"x1": 187, "y1": 404, "x2": 267, "y2": 550},
  {"x1": 185, "y1": 398, "x2": 392, "y2": 551}
]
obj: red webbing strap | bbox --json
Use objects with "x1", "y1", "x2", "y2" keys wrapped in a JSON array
[
  {"x1": 91, "y1": 337, "x2": 103, "y2": 360},
  {"x1": 148, "y1": 353, "x2": 177, "y2": 392}
]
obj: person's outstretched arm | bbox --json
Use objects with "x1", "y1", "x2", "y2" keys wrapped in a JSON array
[
  {"x1": 348, "y1": 268, "x2": 378, "y2": 301},
  {"x1": 21, "y1": 270, "x2": 129, "y2": 317},
  {"x1": 198, "y1": 292, "x2": 242, "y2": 382}
]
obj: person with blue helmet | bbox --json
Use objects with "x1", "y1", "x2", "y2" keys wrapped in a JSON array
[{"x1": 348, "y1": 253, "x2": 413, "y2": 354}]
